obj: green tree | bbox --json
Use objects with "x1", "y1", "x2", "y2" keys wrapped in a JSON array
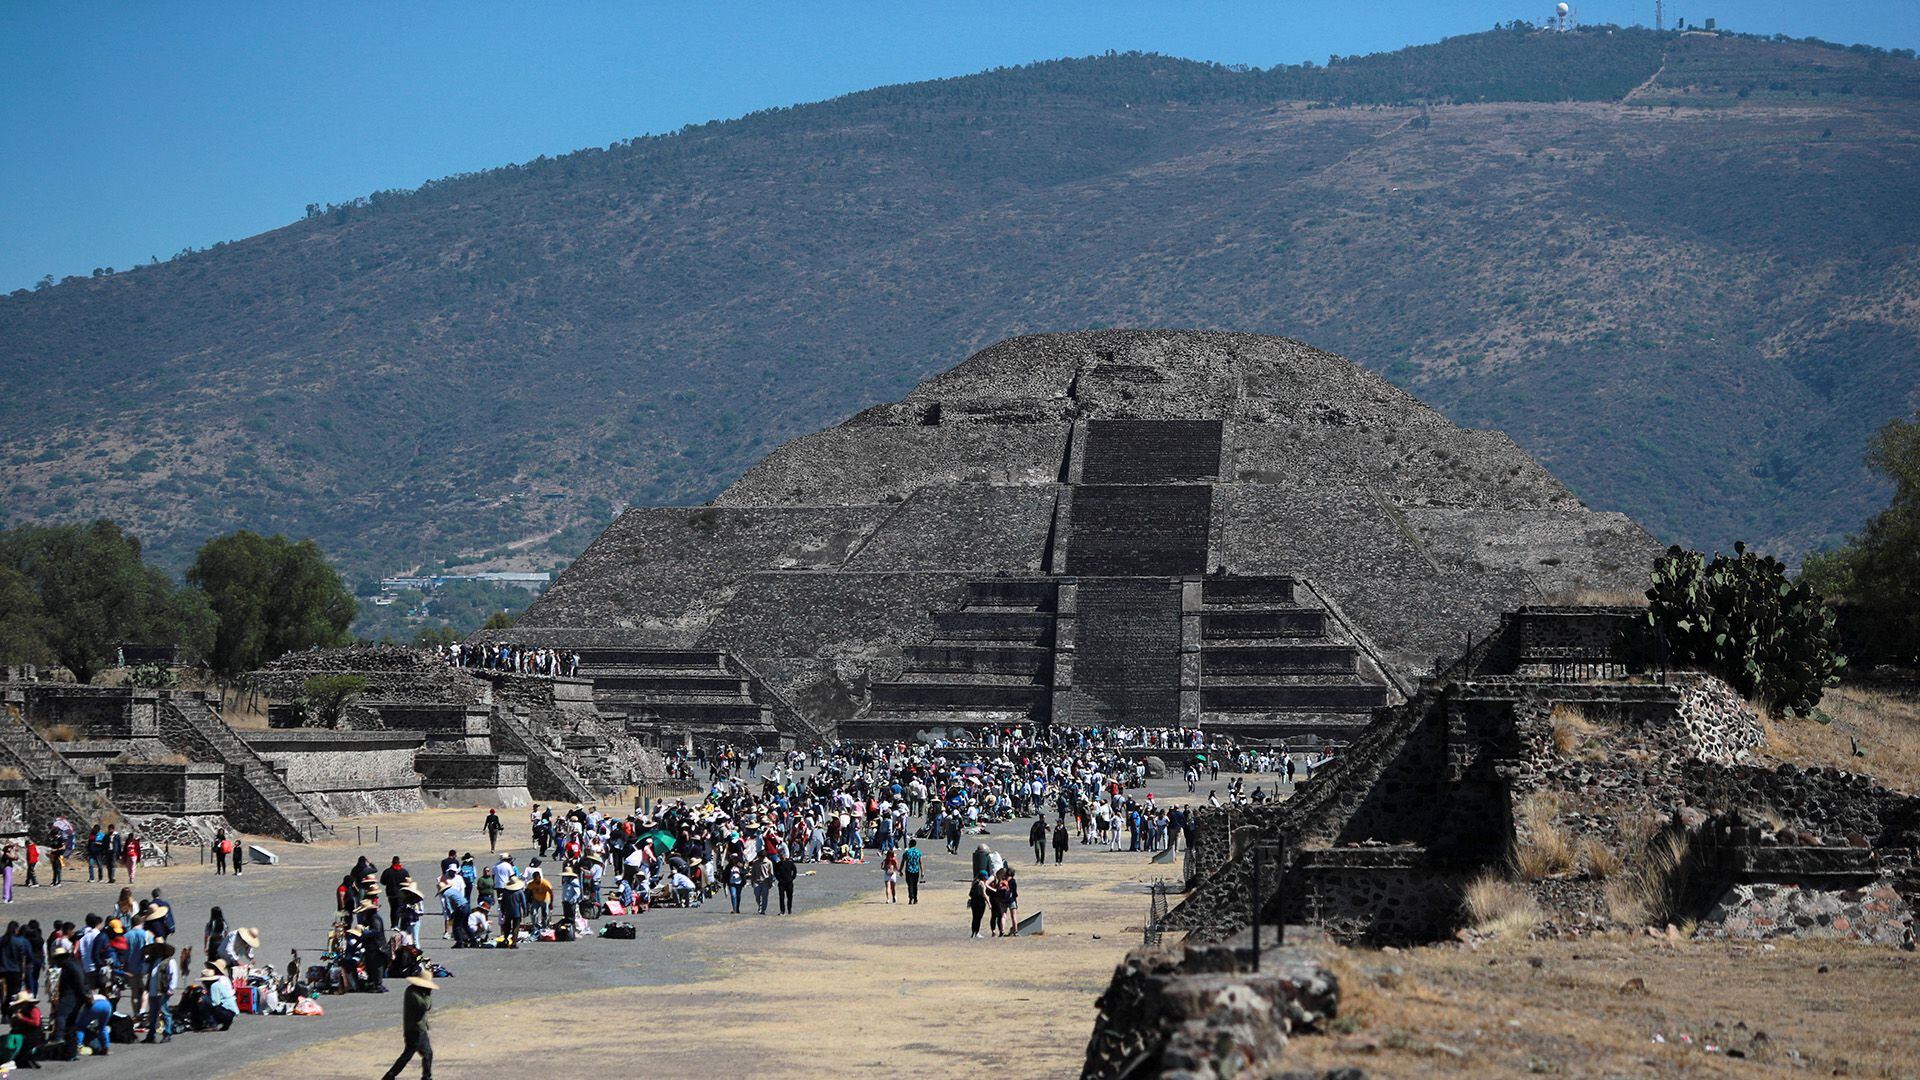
[
  {"x1": 1801, "y1": 412, "x2": 1920, "y2": 665},
  {"x1": 0, "y1": 520, "x2": 213, "y2": 683},
  {"x1": 1635, "y1": 543, "x2": 1845, "y2": 717},
  {"x1": 187, "y1": 531, "x2": 356, "y2": 687},
  {"x1": 481, "y1": 610, "x2": 516, "y2": 631},
  {"x1": 298, "y1": 673, "x2": 366, "y2": 728},
  {"x1": 0, "y1": 565, "x2": 54, "y2": 667}
]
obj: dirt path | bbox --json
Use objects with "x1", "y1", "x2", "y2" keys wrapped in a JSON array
[{"x1": 235, "y1": 846, "x2": 1166, "y2": 1079}]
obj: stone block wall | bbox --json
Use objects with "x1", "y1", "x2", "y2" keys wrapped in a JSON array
[
  {"x1": 415, "y1": 752, "x2": 530, "y2": 809},
  {"x1": 106, "y1": 762, "x2": 226, "y2": 816},
  {"x1": 1698, "y1": 879, "x2": 1913, "y2": 947},
  {"x1": 241, "y1": 730, "x2": 428, "y2": 817},
  {"x1": 0, "y1": 783, "x2": 27, "y2": 845},
  {"x1": 1082, "y1": 941, "x2": 1341, "y2": 1080}
]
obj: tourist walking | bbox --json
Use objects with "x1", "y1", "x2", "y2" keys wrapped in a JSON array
[
  {"x1": 750, "y1": 853, "x2": 774, "y2": 914},
  {"x1": 483, "y1": 810, "x2": 503, "y2": 852},
  {"x1": 1052, "y1": 820, "x2": 1069, "y2": 864},
  {"x1": 1029, "y1": 816, "x2": 1047, "y2": 864},
  {"x1": 382, "y1": 973, "x2": 436, "y2": 1079},
  {"x1": 902, "y1": 840, "x2": 923, "y2": 904},
  {"x1": 773, "y1": 852, "x2": 796, "y2": 914},
  {"x1": 881, "y1": 848, "x2": 899, "y2": 903},
  {"x1": 966, "y1": 873, "x2": 988, "y2": 939}
]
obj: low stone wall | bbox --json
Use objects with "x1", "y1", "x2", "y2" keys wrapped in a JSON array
[
  {"x1": 415, "y1": 752, "x2": 529, "y2": 808},
  {"x1": 1699, "y1": 879, "x2": 1913, "y2": 947},
  {"x1": 242, "y1": 730, "x2": 428, "y2": 817},
  {"x1": 1286, "y1": 848, "x2": 1476, "y2": 944},
  {"x1": 1082, "y1": 941, "x2": 1341, "y2": 1080},
  {"x1": 106, "y1": 763, "x2": 227, "y2": 835},
  {"x1": 0, "y1": 783, "x2": 28, "y2": 846}
]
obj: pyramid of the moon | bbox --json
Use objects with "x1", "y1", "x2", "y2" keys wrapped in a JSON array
[{"x1": 507, "y1": 330, "x2": 1660, "y2": 747}]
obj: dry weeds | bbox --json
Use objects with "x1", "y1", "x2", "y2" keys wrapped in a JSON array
[
  {"x1": 1511, "y1": 793, "x2": 1575, "y2": 880},
  {"x1": 1605, "y1": 828, "x2": 1692, "y2": 928},
  {"x1": 1761, "y1": 686, "x2": 1920, "y2": 793},
  {"x1": 1283, "y1": 936, "x2": 1920, "y2": 1078},
  {"x1": 1463, "y1": 874, "x2": 1542, "y2": 939},
  {"x1": 1547, "y1": 704, "x2": 1604, "y2": 759}
]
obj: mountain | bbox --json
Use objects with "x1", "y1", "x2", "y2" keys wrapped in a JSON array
[{"x1": 3, "y1": 26, "x2": 1918, "y2": 581}]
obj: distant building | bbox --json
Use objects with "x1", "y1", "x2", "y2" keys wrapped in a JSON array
[{"x1": 379, "y1": 572, "x2": 552, "y2": 593}]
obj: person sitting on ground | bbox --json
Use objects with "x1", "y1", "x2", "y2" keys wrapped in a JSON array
[
  {"x1": 196, "y1": 964, "x2": 236, "y2": 1031},
  {"x1": 8, "y1": 990, "x2": 42, "y2": 1069}
]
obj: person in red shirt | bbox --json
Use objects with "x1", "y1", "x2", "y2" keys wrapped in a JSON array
[{"x1": 22, "y1": 842, "x2": 38, "y2": 889}]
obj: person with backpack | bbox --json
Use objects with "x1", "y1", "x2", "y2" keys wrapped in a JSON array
[
  {"x1": 722, "y1": 857, "x2": 746, "y2": 914},
  {"x1": 902, "y1": 840, "x2": 924, "y2": 904}
]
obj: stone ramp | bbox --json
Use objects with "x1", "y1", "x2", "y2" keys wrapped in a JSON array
[
  {"x1": 0, "y1": 703, "x2": 121, "y2": 831},
  {"x1": 1065, "y1": 484, "x2": 1213, "y2": 576},
  {"x1": 1069, "y1": 578, "x2": 1183, "y2": 726},
  {"x1": 159, "y1": 696, "x2": 332, "y2": 841},
  {"x1": 1079, "y1": 419, "x2": 1222, "y2": 483},
  {"x1": 487, "y1": 703, "x2": 599, "y2": 805}
]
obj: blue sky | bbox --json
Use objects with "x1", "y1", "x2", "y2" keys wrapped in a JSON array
[{"x1": 3, "y1": 1, "x2": 1915, "y2": 292}]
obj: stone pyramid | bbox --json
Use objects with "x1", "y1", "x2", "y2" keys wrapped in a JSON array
[{"x1": 508, "y1": 330, "x2": 1659, "y2": 745}]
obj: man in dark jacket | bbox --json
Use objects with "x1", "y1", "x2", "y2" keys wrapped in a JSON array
[
  {"x1": 772, "y1": 854, "x2": 797, "y2": 914},
  {"x1": 1029, "y1": 816, "x2": 1048, "y2": 865},
  {"x1": 1051, "y1": 821, "x2": 1070, "y2": 864},
  {"x1": 357, "y1": 902, "x2": 389, "y2": 991},
  {"x1": 52, "y1": 944, "x2": 86, "y2": 1060},
  {"x1": 380, "y1": 857, "x2": 410, "y2": 924},
  {"x1": 381, "y1": 973, "x2": 435, "y2": 1079}
]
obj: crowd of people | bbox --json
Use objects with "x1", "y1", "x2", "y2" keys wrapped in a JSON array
[
  {"x1": 0, "y1": 884, "x2": 297, "y2": 1065},
  {"x1": 0, "y1": 722, "x2": 1335, "y2": 1075},
  {"x1": 439, "y1": 642, "x2": 580, "y2": 677}
]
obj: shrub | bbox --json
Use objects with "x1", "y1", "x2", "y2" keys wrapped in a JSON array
[
  {"x1": 1628, "y1": 543, "x2": 1845, "y2": 717},
  {"x1": 1548, "y1": 705, "x2": 1604, "y2": 758},
  {"x1": 297, "y1": 674, "x2": 367, "y2": 728},
  {"x1": 1605, "y1": 827, "x2": 1695, "y2": 927},
  {"x1": 127, "y1": 663, "x2": 177, "y2": 689}
]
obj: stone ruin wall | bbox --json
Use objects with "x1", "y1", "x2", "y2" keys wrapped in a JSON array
[
  {"x1": 1081, "y1": 940, "x2": 1345, "y2": 1080},
  {"x1": 241, "y1": 730, "x2": 429, "y2": 817}
]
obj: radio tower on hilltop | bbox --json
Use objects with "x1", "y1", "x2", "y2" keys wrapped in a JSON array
[{"x1": 1655, "y1": 0, "x2": 1665, "y2": 30}]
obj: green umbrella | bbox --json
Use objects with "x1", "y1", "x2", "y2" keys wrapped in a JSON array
[{"x1": 638, "y1": 828, "x2": 677, "y2": 852}]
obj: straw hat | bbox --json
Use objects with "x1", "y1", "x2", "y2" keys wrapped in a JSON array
[
  {"x1": 343, "y1": 926, "x2": 364, "y2": 938},
  {"x1": 200, "y1": 968, "x2": 223, "y2": 984},
  {"x1": 209, "y1": 958, "x2": 230, "y2": 974},
  {"x1": 405, "y1": 973, "x2": 438, "y2": 991},
  {"x1": 141, "y1": 942, "x2": 175, "y2": 962},
  {"x1": 237, "y1": 927, "x2": 260, "y2": 948},
  {"x1": 356, "y1": 898, "x2": 379, "y2": 913},
  {"x1": 400, "y1": 878, "x2": 425, "y2": 900},
  {"x1": 9, "y1": 991, "x2": 34, "y2": 1007},
  {"x1": 502, "y1": 876, "x2": 525, "y2": 892},
  {"x1": 147, "y1": 902, "x2": 169, "y2": 920}
]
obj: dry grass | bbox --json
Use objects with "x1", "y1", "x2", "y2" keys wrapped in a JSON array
[
  {"x1": 36, "y1": 723, "x2": 77, "y2": 742},
  {"x1": 1511, "y1": 793, "x2": 1575, "y2": 880},
  {"x1": 1605, "y1": 827, "x2": 1692, "y2": 928},
  {"x1": 1282, "y1": 935, "x2": 1920, "y2": 1078},
  {"x1": 1761, "y1": 686, "x2": 1920, "y2": 793},
  {"x1": 1463, "y1": 873, "x2": 1543, "y2": 939},
  {"x1": 1548, "y1": 704, "x2": 1604, "y2": 759},
  {"x1": 0, "y1": 767, "x2": 21, "y2": 782},
  {"x1": 1578, "y1": 835, "x2": 1622, "y2": 881},
  {"x1": 1535, "y1": 587, "x2": 1647, "y2": 607}
]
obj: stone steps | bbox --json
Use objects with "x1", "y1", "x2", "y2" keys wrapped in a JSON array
[
  {"x1": 586, "y1": 674, "x2": 748, "y2": 695},
  {"x1": 1201, "y1": 643, "x2": 1359, "y2": 675},
  {"x1": 1200, "y1": 576, "x2": 1297, "y2": 606},
  {"x1": 870, "y1": 683, "x2": 1049, "y2": 712},
  {"x1": 162, "y1": 697, "x2": 332, "y2": 840},
  {"x1": 1201, "y1": 609, "x2": 1328, "y2": 639},
  {"x1": 965, "y1": 579, "x2": 1057, "y2": 609},
  {"x1": 1066, "y1": 484, "x2": 1213, "y2": 576},
  {"x1": 930, "y1": 610, "x2": 1056, "y2": 643},
  {"x1": 572, "y1": 648, "x2": 729, "y2": 670},
  {"x1": 1200, "y1": 684, "x2": 1389, "y2": 711},
  {"x1": 1079, "y1": 419, "x2": 1223, "y2": 483},
  {"x1": 900, "y1": 644, "x2": 1051, "y2": 676}
]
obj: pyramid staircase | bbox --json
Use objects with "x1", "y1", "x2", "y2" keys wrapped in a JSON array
[
  {"x1": 160, "y1": 696, "x2": 333, "y2": 840},
  {"x1": 0, "y1": 705, "x2": 120, "y2": 830},
  {"x1": 847, "y1": 579, "x2": 1057, "y2": 742},
  {"x1": 487, "y1": 704, "x2": 600, "y2": 804},
  {"x1": 571, "y1": 648, "x2": 782, "y2": 747},
  {"x1": 1196, "y1": 576, "x2": 1389, "y2": 740}
]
